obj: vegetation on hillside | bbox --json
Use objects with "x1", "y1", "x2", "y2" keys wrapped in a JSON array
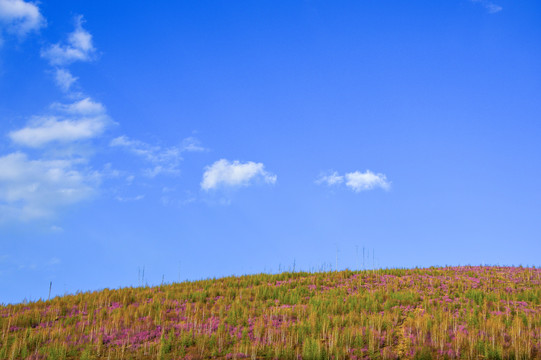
[{"x1": 1, "y1": 266, "x2": 540, "y2": 359}]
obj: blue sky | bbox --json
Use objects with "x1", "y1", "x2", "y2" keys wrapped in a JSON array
[{"x1": 0, "y1": 0, "x2": 540, "y2": 304}]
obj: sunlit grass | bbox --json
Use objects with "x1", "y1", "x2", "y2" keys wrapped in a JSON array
[{"x1": 1, "y1": 266, "x2": 540, "y2": 359}]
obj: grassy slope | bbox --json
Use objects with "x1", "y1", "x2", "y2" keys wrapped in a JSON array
[{"x1": 1, "y1": 266, "x2": 541, "y2": 359}]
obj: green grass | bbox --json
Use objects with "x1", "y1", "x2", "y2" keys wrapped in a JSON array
[{"x1": 1, "y1": 266, "x2": 540, "y2": 359}]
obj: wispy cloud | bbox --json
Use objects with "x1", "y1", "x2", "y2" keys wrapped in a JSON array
[
  {"x1": 9, "y1": 97, "x2": 110, "y2": 148},
  {"x1": 54, "y1": 68, "x2": 78, "y2": 92},
  {"x1": 110, "y1": 135, "x2": 206, "y2": 178},
  {"x1": 0, "y1": 152, "x2": 99, "y2": 220},
  {"x1": 181, "y1": 137, "x2": 207, "y2": 152},
  {"x1": 316, "y1": 171, "x2": 344, "y2": 186},
  {"x1": 0, "y1": 0, "x2": 45, "y2": 38},
  {"x1": 471, "y1": 0, "x2": 502, "y2": 14},
  {"x1": 201, "y1": 159, "x2": 277, "y2": 191},
  {"x1": 52, "y1": 97, "x2": 105, "y2": 115},
  {"x1": 115, "y1": 195, "x2": 144, "y2": 202},
  {"x1": 40, "y1": 16, "x2": 94, "y2": 95},
  {"x1": 110, "y1": 136, "x2": 179, "y2": 163},
  {"x1": 160, "y1": 188, "x2": 197, "y2": 207},
  {"x1": 1, "y1": 11, "x2": 206, "y2": 221},
  {"x1": 317, "y1": 169, "x2": 390, "y2": 193},
  {"x1": 41, "y1": 15, "x2": 96, "y2": 66},
  {"x1": 0, "y1": 10, "x2": 137, "y2": 223},
  {"x1": 0, "y1": 12, "x2": 111, "y2": 222}
]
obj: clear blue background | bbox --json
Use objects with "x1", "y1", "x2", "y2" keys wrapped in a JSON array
[{"x1": 1, "y1": 0, "x2": 540, "y2": 304}]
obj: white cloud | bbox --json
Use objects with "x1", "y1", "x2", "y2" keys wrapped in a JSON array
[
  {"x1": 9, "y1": 97, "x2": 109, "y2": 148},
  {"x1": 181, "y1": 137, "x2": 207, "y2": 152},
  {"x1": 1, "y1": 98, "x2": 111, "y2": 220},
  {"x1": 9, "y1": 116, "x2": 106, "y2": 147},
  {"x1": 52, "y1": 97, "x2": 105, "y2": 115},
  {"x1": 316, "y1": 171, "x2": 344, "y2": 186},
  {"x1": 110, "y1": 136, "x2": 174, "y2": 163},
  {"x1": 143, "y1": 165, "x2": 173, "y2": 178},
  {"x1": 345, "y1": 170, "x2": 390, "y2": 192},
  {"x1": 201, "y1": 159, "x2": 277, "y2": 191},
  {"x1": 0, "y1": 15, "x2": 125, "y2": 222},
  {"x1": 41, "y1": 15, "x2": 96, "y2": 66},
  {"x1": 110, "y1": 135, "x2": 205, "y2": 178},
  {"x1": 115, "y1": 195, "x2": 144, "y2": 202},
  {"x1": 1, "y1": 97, "x2": 110, "y2": 220},
  {"x1": 485, "y1": 3, "x2": 502, "y2": 13},
  {"x1": 0, "y1": 0, "x2": 45, "y2": 37},
  {"x1": 54, "y1": 68, "x2": 78, "y2": 92},
  {"x1": 316, "y1": 169, "x2": 390, "y2": 193},
  {"x1": 0, "y1": 152, "x2": 99, "y2": 220},
  {"x1": 471, "y1": 0, "x2": 502, "y2": 14}
]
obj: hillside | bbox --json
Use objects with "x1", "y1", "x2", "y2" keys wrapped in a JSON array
[{"x1": 1, "y1": 266, "x2": 540, "y2": 359}]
